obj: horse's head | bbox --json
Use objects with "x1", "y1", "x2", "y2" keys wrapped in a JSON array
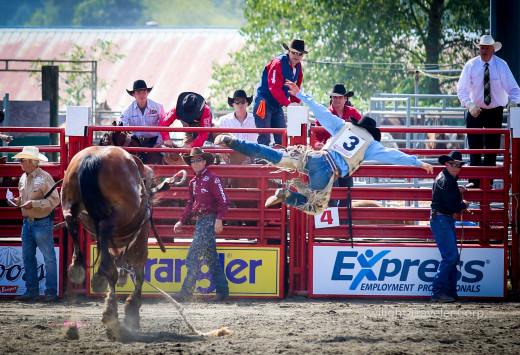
[{"x1": 99, "y1": 132, "x2": 114, "y2": 146}]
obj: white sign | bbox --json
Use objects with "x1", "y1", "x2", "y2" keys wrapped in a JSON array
[
  {"x1": 510, "y1": 107, "x2": 520, "y2": 138},
  {"x1": 66, "y1": 106, "x2": 92, "y2": 137},
  {"x1": 0, "y1": 246, "x2": 61, "y2": 296},
  {"x1": 312, "y1": 245, "x2": 504, "y2": 298},
  {"x1": 287, "y1": 106, "x2": 309, "y2": 137},
  {"x1": 314, "y1": 207, "x2": 340, "y2": 228}
]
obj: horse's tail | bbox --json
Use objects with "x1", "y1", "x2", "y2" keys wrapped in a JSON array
[{"x1": 78, "y1": 154, "x2": 111, "y2": 223}]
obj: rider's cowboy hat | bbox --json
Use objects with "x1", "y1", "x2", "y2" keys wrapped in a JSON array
[
  {"x1": 282, "y1": 39, "x2": 309, "y2": 54},
  {"x1": 475, "y1": 34, "x2": 502, "y2": 52},
  {"x1": 176, "y1": 92, "x2": 206, "y2": 124},
  {"x1": 438, "y1": 151, "x2": 466, "y2": 165},
  {"x1": 228, "y1": 90, "x2": 253, "y2": 107},
  {"x1": 12, "y1": 146, "x2": 48, "y2": 162},
  {"x1": 327, "y1": 83, "x2": 354, "y2": 98},
  {"x1": 182, "y1": 147, "x2": 214, "y2": 166},
  {"x1": 352, "y1": 116, "x2": 381, "y2": 142},
  {"x1": 126, "y1": 80, "x2": 153, "y2": 96}
]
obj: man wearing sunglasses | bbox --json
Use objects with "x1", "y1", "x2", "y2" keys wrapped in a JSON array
[
  {"x1": 430, "y1": 151, "x2": 469, "y2": 303},
  {"x1": 216, "y1": 90, "x2": 258, "y2": 148},
  {"x1": 253, "y1": 39, "x2": 308, "y2": 146},
  {"x1": 172, "y1": 147, "x2": 230, "y2": 302}
]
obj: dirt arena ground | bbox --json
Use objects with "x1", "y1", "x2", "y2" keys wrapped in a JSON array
[{"x1": 2, "y1": 295, "x2": 520, "y2": 354}]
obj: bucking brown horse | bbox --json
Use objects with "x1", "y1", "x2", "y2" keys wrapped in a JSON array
[{"x1": 60, "y1": 146, "x2": 182, "y2": 340}]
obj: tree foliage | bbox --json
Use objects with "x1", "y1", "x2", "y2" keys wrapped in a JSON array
[{"x1": 210, "y1": 0, "x2": 489, "y2": 110}]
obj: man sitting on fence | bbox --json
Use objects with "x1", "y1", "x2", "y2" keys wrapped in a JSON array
[
  {"x1": 215, "y1": 80, "x2": 434, "y2": 215},
  {"x1": 120, "y1": 79, "x2": 165, "y2": 164}
]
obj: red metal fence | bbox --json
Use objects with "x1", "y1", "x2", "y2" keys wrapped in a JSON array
[{"x1": 0, "y1": 124, "x2": 518, "y2": 299}]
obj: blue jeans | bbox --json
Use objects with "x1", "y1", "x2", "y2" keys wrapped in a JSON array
[
  {"x1": 228, "y1": 139, "x2": 335, "y2": 212},
  {"x1": 180, "y1": 216, "x2": 229, "y2": 296},
  {"x1": 253, "y1": 96, "x2": 285, "y2": 146},
  {"x1": 21, "y1": 216, "x2": 58, "y2": 298},
  {"x1": 430, "y1": 215, "x2": 459, "y2": 298}
]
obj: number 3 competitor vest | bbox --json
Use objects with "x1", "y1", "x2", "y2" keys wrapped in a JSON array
[{"x1": 322, "y1": 122, "x2": 373, "y2": 176}]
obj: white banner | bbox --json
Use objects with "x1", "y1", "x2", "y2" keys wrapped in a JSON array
[
  {"x1": 312, "y1": 245, "x2": 504, "y2": 298},
  {"x1": 0, "y1": 246, "x2": 61, "y2": 296}
]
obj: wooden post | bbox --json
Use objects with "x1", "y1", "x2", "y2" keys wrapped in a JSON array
[{"x1": 42, "y1": 66, "x2": 59, "y2": 151}]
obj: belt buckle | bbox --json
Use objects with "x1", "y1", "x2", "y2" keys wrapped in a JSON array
[{"x1": 27, "y1": 217, "x2": 35, "y2": 223}]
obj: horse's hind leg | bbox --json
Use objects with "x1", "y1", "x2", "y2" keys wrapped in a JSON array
[{"x1": 64, "y1": 212, "x2": 86, "y2": 284}]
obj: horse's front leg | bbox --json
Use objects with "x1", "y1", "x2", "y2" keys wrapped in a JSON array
[
  {"x1": 124, "y1": 264, "x2": 144, "y2": 330},
  {"x1": 102, "y1": 281, "x2": 120, "y2": 341},
  {"x1": 124, "y1": 229, "x2": 148, "y2": 330}
]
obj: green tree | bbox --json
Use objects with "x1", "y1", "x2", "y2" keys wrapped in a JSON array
[
  {"x1": 73, "y1": 0, "x2": 143, "y2": 26},
  {"x1": 25, "y1": 0, "x2": 77, "y2": 26},
  {"x1": 210, "y1": 0, "x2": 489, "y2": 110},
  {"x1": 141, "y1": 0, "x2": 246, "y2": 27},
  {"x1": 31, "y1": 40, "x2": 125, "y2": 108}
]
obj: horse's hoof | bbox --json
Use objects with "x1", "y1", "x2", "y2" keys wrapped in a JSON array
[
  {"x1": 68, "y1": 264, "x2": 86, "y2": 284},
  {"x1": 91, "y1": 273, "x2": 108, "y2": 293}
]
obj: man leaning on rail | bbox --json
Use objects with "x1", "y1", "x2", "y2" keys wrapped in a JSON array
[{"x1": 214, "y1": 80, "x2": 434, "y2": 215}]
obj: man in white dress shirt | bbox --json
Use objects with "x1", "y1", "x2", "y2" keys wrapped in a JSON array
[
  {"x1": 215, "y1": 90, "x2": 257, "y2": 164},
  {"x1": 457, "y1": 35, "x2": 520, "y2": 188},
  {"x1": 120, "y1": 80, "x2": 165, "y2": 164}
]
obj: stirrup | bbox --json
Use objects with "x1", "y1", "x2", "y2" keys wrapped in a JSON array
[{"x1": 265, "y1": 188, "x2": 288, "y2": 207}]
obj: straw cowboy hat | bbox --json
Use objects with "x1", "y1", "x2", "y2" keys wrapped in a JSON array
[
  {"x1": 282, "y1": 39, "x2": 309, "y2": 54},
  {"x1": 327, "y1": 83, "x2": 354, "y2": 98},
  {"x1": 228, "y1": 90, "x2": 253, "y2": 107},
  {"x1": 438, "y1": 151, "x2": 466, "y2": 165},
  {"x1": 182, "y1": 147, "x2": 214, "y2": 166},
  {"x1": 126, "y1": 80, "x2": 153, "y2": 96},
  {"x1": 12, "y1": 146, "x2": 48, "y2": 162},
  {"x1": 176, "y1": 92, "x2": 206, "y2": 124},
  {"x1": 475, "y1": 35, "x2": 502, "y2": 52},
  {"x1": 352, "y1": 116, "x2": 381, "y2": 142}
]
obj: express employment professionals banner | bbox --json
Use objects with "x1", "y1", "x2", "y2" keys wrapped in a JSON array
[
  {"x1": 312, "y1": 245, "x2": 504, "y2": 298},
  {"x1": 88, "y1": 244, "x2": 282, "y2": 298},
  {"x1": 0, "y1": 245, "x2": 61, "y2": 297}
]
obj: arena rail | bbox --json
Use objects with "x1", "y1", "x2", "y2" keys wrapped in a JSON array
[{"x1": 1, "y1": 123, "x2": 517, "y2": 299}]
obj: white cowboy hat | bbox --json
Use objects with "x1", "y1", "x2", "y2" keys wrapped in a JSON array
[
  {"x1": 12, "y1": 146, "x2": 48, "y2": 162},
  {"x1": 475, "y1": 35, "x2": 502, "y2": 52}
]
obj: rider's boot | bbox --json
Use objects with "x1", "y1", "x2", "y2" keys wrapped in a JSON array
[{"x1": 265, "y1": 188, "x2": 289, "y2": 207}]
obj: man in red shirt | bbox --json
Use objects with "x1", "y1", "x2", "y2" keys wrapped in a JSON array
[
  {"x1": 173, "y1": 147, "x2": 229, "y2": 302},
  {"x1": 253, "y1": 39, "x2": 307, "y2": 146},
  {"x1": 314, "y1": 83, "x2": 361, "y2": 149},
  {"x1": 159, "y1": 92, "x2": 212, "y2": 148}
]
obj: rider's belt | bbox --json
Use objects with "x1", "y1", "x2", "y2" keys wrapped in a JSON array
[
  {"x1": 324, "y1": 152, "x2": 341, "y2": 178},
  {"x1": 431, "y1": 209, "x2": 456, "y2": 218},
  {"x1": 197, "y1": 213, "x2": 217, "y2": 220},
  {"x1": 25, "y1": 214, "x2": 51, "y2": 223}
]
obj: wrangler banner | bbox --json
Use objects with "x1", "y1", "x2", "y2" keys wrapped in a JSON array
[{"x1": 88, "y1": 244, "x2": 283, "y2": 298}]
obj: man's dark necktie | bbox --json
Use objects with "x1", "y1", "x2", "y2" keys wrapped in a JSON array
[{"x1": 484, "y1": 63, "x2": 491, "y2": 105}]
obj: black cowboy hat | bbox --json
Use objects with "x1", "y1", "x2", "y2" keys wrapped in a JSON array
[
  {"x1": 352, "y1": 116, "x2": 381, "y2": 142},
  {"x1": 126, "y1": 80, "x2": 153, "y2": 96},
  {"x1": 327, "y1": 83, "x2": 354, "y2": 98},
  {"x1": 282, "y1": 39, "x2": 309, "y2": 54},
  {"x1": 176, "y1": 92, "x2": 206, "y2": 124},
  {"x1": 228, "y1": 89, "x2": 253, "y2": 107},
  {"x1": 438, "y1": 151, "x2": 466, "y2": 165},
  {"x1": 182, "y1": 147, "x2": 214, "y2": 166}
]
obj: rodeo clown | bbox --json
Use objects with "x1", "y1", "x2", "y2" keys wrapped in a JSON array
[{"x1": 215, "y1": 80, "x2": 434, "y2": 215}]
